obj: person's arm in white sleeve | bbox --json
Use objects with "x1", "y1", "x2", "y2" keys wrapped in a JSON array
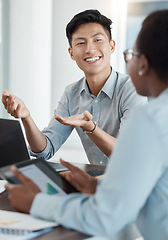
[{"x1": 31, "y1": 108, "x2": 164, "y2": 237}]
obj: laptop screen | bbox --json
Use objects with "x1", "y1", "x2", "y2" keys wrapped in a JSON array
[{"x1": 0, "y1": 118, "x2": 30, "y2": 167}]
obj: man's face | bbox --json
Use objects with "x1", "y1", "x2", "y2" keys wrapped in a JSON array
[{"x1": 68, "y1": 23, "x2": 115, "y2": 77}]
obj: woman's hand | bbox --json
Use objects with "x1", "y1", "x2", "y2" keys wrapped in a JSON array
[
  {"x1": 60, "y1": 159, "x2": 97, "y2": 194},
  {"x1": 5, "y1": 166, "x2": 40, "y2": 213}
]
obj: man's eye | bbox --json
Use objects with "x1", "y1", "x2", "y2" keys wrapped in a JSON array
[
  {"x1": 77, "y1": 42, "x2": 85, "y2": 45},
  {"x1": 95, "y1": 38, "x2": 102, "y2": 42}
]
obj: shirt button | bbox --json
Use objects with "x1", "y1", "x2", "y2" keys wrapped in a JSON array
[
  {"x1": 94, "y1": 121, "x2": 97, "y2": 124},
  {"x1": 95, "y1": 99, "x2": 98, "y2": 103},
  {"x1": 100, "y1": 161, "x2": 103, "y2": 165}
]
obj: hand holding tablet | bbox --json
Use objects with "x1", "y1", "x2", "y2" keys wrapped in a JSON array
[{"x1": 0, "y1": 158, "x2": 78, "y2": 196}]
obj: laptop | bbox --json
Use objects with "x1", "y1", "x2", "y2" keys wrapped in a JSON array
[{"x1": 0, "y1": 118, "x2": 30, "y2": 168}]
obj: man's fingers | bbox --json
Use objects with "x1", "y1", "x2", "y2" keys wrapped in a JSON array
[
  {"x1": 55, "y1": 114, "x2": 74, "y2": 126},
  {"x1": 2, "y1": 91, "x2": 10, "y2": 106},
  {"x1": 10, "y1": 166, "x2": 30, "y2": 184},
  {"x1": 2, "y1": 93, "x2": 16, "y2": 112},
  {"x1": 55, "y1": 114, "x2": 63, "y2": 121},
  {"x1": 55, "y1": 114, "x2": 67, "y2": 125},
  {"x1": 15, "y1": 103, "x2": 21, "y2": 112},
  {"x1": 3, "y1": 90, "x2": 10, "y2": 95},
  {"x1": 2, "y1": 90, "x2": 10, "y2": 101},
  {"x1": 84, "y1": 110, "x2": 93, "y2": 120},
  {"x1": 13, "y1": 104, "x2": 21, "y2": 117},
  {"x1": 2, "y1": 94, "x2": 9, "y2": 101}
]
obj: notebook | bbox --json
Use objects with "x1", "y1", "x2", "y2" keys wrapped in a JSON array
[
  {"x1": 0, "y1": 210, "x2": 58, "y2": 237},
  {"x1": 0, "y1": 118, "x2": 30, "y2": 168}
]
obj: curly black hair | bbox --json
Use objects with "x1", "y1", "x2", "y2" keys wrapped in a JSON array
[{"x1": 137, "y1": 10, "x2": 168, "y2": 80}]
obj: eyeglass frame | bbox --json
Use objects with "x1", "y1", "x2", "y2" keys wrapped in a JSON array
[{"x1": 123, "y1": 49, "x2": 142, "y2": 63}]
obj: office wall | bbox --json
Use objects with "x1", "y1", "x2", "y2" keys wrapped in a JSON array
[
  {"x1": 0, "y1": 0, "x2": 10, "y2": 118},
  {"x1": 1, "y1": 0, "x2": 52, "y2": 130}
]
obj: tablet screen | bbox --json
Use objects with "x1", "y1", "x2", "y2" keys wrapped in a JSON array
[{"x1": 0, "y1": 158, "x2": 78, "y2": 194}]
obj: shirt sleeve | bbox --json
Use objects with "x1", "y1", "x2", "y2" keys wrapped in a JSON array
[
  {"x1": 30, "y1": 89, "x2": 74, "y2": 160},
  {"x1": 30, "y1": 108, "x2": 164, "y2": 237}
]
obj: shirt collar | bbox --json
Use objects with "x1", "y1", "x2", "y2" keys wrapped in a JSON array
[
  {"x1": 80, "y1": 68, "x2": 117, "y2": 99},
  {"x1": 80, "y1": 77, "x2": 88, "y2": 94},
  {"x1": 101, "y1": 68, "x2": 117, "y2": 99}
]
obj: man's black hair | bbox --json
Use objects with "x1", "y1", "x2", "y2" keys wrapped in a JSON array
[{"x1": 66, "y1": 9, "x2": 112, "y2": 47}]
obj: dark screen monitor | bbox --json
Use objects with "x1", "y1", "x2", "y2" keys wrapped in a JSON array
[{"x1": 0, "y1": 118, "x2": 30, "y2": 167}]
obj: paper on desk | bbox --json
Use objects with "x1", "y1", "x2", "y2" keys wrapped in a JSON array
[
  {"x1": 0, "y1": 234, "x2": 25, "y2": 240},
  {"x1": 0, "y1": 210, "x2": 58, "y2": 232},
  {"x1": 83, "y1": 237, "x2": 144, "y2": 240},
  {"x1": 0, "y1": 227, "x2": 53, "y2": 240},
  {"x1": 82, "y1": 237, "x2": 111, "y2": 240},
  {"x1": 0, "y1": 180, "x2": 7, "y2": 193}
]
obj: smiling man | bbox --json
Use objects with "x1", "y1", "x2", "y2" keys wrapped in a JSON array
[{"x1": 2, "y1": 9, "x2": 146, "y2": 165}]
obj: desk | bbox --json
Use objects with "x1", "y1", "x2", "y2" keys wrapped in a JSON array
[
  {"x1": 49, "y1": 161, "x2": 106, "y2": 177},
  {"x1": 0, "y1": 163, "x2": 142, "y2": 240}
]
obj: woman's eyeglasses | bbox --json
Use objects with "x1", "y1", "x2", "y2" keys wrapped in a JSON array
[{"x1": 123, "y1": 49, "x2": 142, "y2": 63}]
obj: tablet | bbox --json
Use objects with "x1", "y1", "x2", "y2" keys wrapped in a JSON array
[{"x1": 0, "y1": 158, "x2": 78, "y2": 195}]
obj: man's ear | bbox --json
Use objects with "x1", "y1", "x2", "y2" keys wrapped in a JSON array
[
  {"x1": 68, "y1": 47, "x2": 75, "y2": 60},
  {"x1": 110, "y1": 40, "x2": 115, "y2": 54}
]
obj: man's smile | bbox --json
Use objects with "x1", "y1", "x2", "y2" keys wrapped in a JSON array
[{"x1": 84, "y1": 56, "x2": 101, "y2": 63}]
